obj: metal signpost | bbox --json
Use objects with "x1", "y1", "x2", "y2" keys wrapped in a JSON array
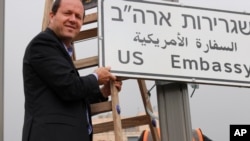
[
  {"x1": 156, "y1": 1, "x2": 192, "y2": 141},
  {"x1": 0, "y1": 0, "x2": 4, "y2": 140},
  {"x1": 98, "y1": 0, "x2": 250, "y2": 140}
]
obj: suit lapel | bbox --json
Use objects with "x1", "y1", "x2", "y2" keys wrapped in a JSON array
[{"x1": 45, "y1": 28, "x2": 76, "y2": 69}]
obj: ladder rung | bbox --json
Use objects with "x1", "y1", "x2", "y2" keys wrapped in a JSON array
[
  {"x1": 90, "y1": 101, "x2": 112, "y2": 116},
  {"x1": 93, "y1": 115, "x2": 150, "y2": 134},
  {"x1": 74, "y1": 28, "x2": 97, "y2": 41},
  {"x1": 73, "y1": 56, "x2": 98, "y2": 69},
  {"x1": 83, "y1": 12, "x2": 97, "y2": 25}
]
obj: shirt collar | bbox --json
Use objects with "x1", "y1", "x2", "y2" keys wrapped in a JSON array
[{"x1": 63, "y1": 43, "x2": 73, "y2": 57}]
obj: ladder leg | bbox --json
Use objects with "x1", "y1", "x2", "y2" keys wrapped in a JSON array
[
  {"x1": 42, "y1": 0, "x2": 53, "y2": 31},
  {"x1": 111, "y1": 81, "x2": 123, "y2": 141},
  {"x1": 137, "y1": 79, "x2": 160, "y2": 141}
]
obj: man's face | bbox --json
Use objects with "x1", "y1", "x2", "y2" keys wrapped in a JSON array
[{"x1": 49, "y1": 0, "x2": 84, "y2": 42}]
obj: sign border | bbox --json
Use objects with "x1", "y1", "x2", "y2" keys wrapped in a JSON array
[{"x1": 98, "y1": 0, "x2": 250, "y2": 87}]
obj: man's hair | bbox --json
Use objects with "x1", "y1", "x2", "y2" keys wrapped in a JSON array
[
  {"x1": 51, "y1": 0, "x2": 85, "y2": 16},
  {"x1": 51, "y1": 0, "x2": 61, "y2": 14}
]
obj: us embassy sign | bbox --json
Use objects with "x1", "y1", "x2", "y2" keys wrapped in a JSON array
[{"x1": 98, "y1": 0, "x2": 250, "y2": 87}]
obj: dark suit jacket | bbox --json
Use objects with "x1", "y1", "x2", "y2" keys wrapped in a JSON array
[{"x1": 22, "y1": 28, "x2": 107, "y2": 141}]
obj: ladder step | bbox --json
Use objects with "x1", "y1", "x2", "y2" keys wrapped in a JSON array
[
  {"x1": 83, "y1": 12, "x2": 97, "y2": 25},
  {"x1": 90, "y1": 101, "x2": 112, "y2": 116},
  {"x1": 93, "y1": 115, "x2": 150, "y2": 134},
  {"x1": 73, "y1": 56, "x2": 98, "y2": 69},
  {"x1": 74, "y1": 28, "x2": 97, "y2": 41}
]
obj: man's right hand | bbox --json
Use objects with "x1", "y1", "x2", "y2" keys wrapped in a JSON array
[{"x1": 94, "y1": 66, "x2": 116, "y2": 85}]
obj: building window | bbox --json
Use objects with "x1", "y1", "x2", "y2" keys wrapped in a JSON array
[
  {"x1": 127, "y1": 136, "x2": 139, "y2": 141},
  {"x1": 125, "y1": 127, "x2": 139, "y2": 132}
]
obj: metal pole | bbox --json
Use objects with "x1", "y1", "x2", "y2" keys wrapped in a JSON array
[
  {"x1": 156, "y1": 82, "x2": 192, "y2": 141},
  {"x1": 156, "y1": 0, "x2": 192, "y2": 141},
  {"x1": 0, "y1": 0, "x2": 4, "y2": 141}
]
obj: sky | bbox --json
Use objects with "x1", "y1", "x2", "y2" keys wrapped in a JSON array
[{"x1": 4, "y1": 0, "x2": 250, "y2": 141}]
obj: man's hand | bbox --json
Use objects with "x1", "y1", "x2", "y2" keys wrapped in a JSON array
[
  {"x1": 94, "y1": 66, "x2": 116, "y2": 85},
  {"x1": 100, "y1": 80, "x2": 123, "y2": 98}
]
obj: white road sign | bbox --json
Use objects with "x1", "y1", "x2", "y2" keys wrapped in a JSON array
[{"x1": 98, "y1": 0, "x2": 250, "y2": 87}]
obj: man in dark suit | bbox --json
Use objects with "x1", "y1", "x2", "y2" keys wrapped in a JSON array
[{"x1": 22, "y1": 0, "x2": 122, "y2": 141}]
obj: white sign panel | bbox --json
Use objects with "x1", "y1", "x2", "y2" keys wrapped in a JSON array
[{"x1": 98, "y1": 0, "x2": 250, "y2": 87}]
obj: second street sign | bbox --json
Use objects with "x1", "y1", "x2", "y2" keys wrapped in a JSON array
[{"x1": 98, "y1": 0, "x2": 250, "y2": 87}]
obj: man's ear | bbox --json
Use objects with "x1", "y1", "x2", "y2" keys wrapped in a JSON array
[{"x1": 49, "y1": 12, "x2": 54, "y2": 24}]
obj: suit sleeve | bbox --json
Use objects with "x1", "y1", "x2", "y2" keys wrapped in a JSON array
[
  {"x1": 87, "y1": 89, "x2": 108, "y2": 104},
  {"x1": 27, "y1": 33, "x2": 101, "y2": 101}
]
